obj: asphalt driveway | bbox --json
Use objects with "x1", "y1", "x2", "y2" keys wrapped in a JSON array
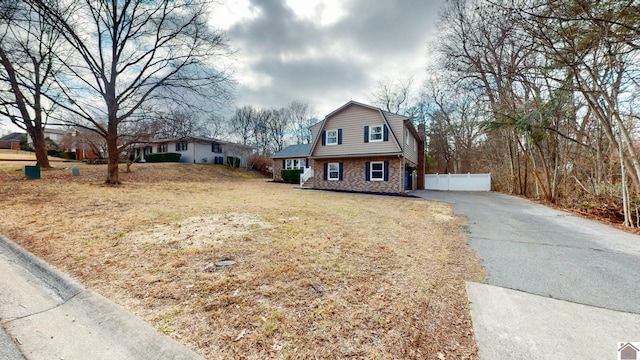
[{"x1": 413, "y1": 190, "x2": 640, "y2": 359}]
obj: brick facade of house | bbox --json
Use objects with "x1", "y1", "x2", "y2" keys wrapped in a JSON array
[
  {"x1": 272, "y1": 157, "x2": 310, "y2": 182},
  {"x1": 273, "y1": 159, "x2": 285, "y2": 181},
  {"x1": 313, "y1": 157, "x2": 403, "y2": 193}
]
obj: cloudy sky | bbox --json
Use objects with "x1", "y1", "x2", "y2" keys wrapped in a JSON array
[
  {"x1": 0, "y1": 0, "x2": 446, "y2": 135},
  {"x1": 212, "y1": 0, "x2": 446, "y2": 119}
]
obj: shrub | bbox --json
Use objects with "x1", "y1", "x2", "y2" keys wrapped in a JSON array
[
  {"x1": 226, "y1": 156, "x2": 241, "y2": 168},
  {"x1": 281, "y1": 169, "x2": 301, "y2": 184},
  {"x1": 144, "y1": 152, "x2": 181, "y2": 162},
  {"x1": 47, "y1": 149, "x2": 61, "y2": 157},
  {"x1": 249, "y1": 154, "x2": 273, "y2": 176},
  {"x1": 60, "y1": 151, "x2": 76, "y2": 160}
]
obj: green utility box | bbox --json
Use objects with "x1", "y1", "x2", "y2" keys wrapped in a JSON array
[
  {"x1": 71, "y1": 167, "x2": 80, "y2": 176},
  {"x1": 24, "y1": 165, "x2": 41, "y2": 179}
]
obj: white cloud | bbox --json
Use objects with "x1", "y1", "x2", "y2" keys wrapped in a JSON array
[
  {"x1": 216, "y1": 0, "x2": 445, "y2": 117},
  {"x1": 209, "y1": 0, "x2": 259, "y2": 30},
  {"x1": 285, "y1": 0, "x2": 347, "y2": 26}
]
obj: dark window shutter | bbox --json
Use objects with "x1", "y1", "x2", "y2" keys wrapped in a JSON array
[
  {"x1": 175, "y1": 143, "x2": 179, "y2": 151},
  {"x1": 323, "y1": 163, "x2": 328, "y2": 180},
  {"x1": 282, "y1": 159, "x2": 286, "y2": 168},
  {"x1": 339, "y1": 163, "x2": 343, "y2": 181},
  {"x1": 305, "y1": 158, "x2": 309, "y2": 167},
  {"x1": 338, "y1": 129, "x2": 342, "y2": 144},
  {"x1": 364, "y1": 126, "x2": 369, "y2": 143},
  {"x1": 365, "y1": 162, "x2": 370, "y2": 181},
  {"x1": 322, "y1": 131, "x2": 326, "y2": 146},
  {"x1": 383, "y1": 125, "x2": 389, "y2": 141},
  {"x1": 384, "y1": 161, "x2": 389, "y2": 181}
]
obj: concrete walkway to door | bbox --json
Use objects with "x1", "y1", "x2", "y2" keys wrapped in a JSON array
[{"x1": 413, "y1": 190, "x2": 640, "y2": 359}]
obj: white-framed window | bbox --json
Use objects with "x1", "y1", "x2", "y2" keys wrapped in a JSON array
[
  {"x1": 328, "y1": 162, "x2": 340, "y2": 180},
  {"x1": 405, "y1": 129, "x2": 410, "y2": 145},
  {"x1": 326, "y1": 129, "x2": 338, "y2": 145},
  {"x1": 157, "y1": 143, "x2": 167, "y2": 152},
  {"x1": 413, "y1": 138, "x2": 417, "y2": 151},
  {"x1": 370, "y1": 161, "x2": 384, "y2": 181},
  {"x1": 175, "y1": 141, "x2": 188, "y2": 151},
  {"x1": 370, "y1": 125, "x2": 383, "y2": 142},
  {"x1": 285, "y1": 159, "x2": 305, "y2": 169}
]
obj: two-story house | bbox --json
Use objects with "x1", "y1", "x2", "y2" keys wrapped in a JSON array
[{"x1": 273, "y1": 101, "x2": 425, "y2": 194}]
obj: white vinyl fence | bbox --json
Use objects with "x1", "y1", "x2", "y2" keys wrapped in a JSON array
[{"x1": 425, "y1": 173, "x2": 491, "y2": 191}]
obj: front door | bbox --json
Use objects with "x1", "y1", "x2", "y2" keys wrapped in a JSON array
[{"x1": 404, "y1": 169, "x2": 412, "y2": 190}]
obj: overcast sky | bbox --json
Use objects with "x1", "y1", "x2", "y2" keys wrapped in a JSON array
[
  {"x1": 212, "y1": 0, "x2": 446, "y2": 119},
  {"x1": 0, "y1": 0, "x2": 445, "y2": 135}
]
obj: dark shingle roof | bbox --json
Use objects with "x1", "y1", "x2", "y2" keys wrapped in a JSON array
[
  {"x1": 272, "y1": 144, "x2": 312, "y2": 158},
  {"x1": 0, "y1": 132, "x2": 24, "y2": 141}
]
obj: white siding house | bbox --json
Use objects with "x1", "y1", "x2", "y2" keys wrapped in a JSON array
[{"x1": 134, "y1": 137, "x2": 255, "y2": 167}]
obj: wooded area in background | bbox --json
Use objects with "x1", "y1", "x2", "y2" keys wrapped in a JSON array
[{"x1": 368, "y1": 0, "x2": 640, "y2": 227}]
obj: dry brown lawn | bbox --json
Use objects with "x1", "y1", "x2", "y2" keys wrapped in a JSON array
[
  {"x1": 0, "y1": 162, "x2": 484, "y2": 359},
  {"x1": 0, "y1": 149, "x2": 61, "y2": 163}
]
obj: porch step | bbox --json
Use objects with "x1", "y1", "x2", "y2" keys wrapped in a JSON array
[{"x1": 301, "y1": 176, "x2": 315, "y2": 189}]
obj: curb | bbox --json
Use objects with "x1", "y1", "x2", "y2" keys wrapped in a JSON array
[
  {"x1": 0, "y1": 234, "x2": 204, "y2": 360},
  {"x1": 0, "y1": 235, "x2": 82, "y2": 302}
]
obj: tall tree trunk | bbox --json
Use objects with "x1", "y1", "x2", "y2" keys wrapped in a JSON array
[
  {"x1": 30, "y1": 127, "x2": 51, "y2": 168},
  {"x1": 0, "y1": 47, "x2": 51, "y2": 168},
  {"x1": 105, "y1": 133, "x2": 120, "y2": 184}
]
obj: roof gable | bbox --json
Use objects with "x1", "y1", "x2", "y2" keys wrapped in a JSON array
[{"x1": 309, "y1": 100, "x2": 403, "y2": 155}]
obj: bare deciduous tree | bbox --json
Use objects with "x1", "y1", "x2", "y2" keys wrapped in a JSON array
[
  {"x1": 155, "y1": 109, "x2": 208, "y2": 139},
  {"x1": 368, "y1": 76, "x2": 415, "y2": 115},
  {"x1": 27, "y1": 0, "x2": 233, "y2": 184},
  {"x1": 229, "y1": 105, "x2": 257, "y2": 146},
  {"x1": 0, "y1": 1, "x2": 61, "y2": 168},
  {"x1": 286, "y1": 101, "x2": 315, "y2": 144}
]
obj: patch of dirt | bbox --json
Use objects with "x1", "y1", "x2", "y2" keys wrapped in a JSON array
[{"x1": 131, "y1": 213, "x2": 272, "y2": 247}]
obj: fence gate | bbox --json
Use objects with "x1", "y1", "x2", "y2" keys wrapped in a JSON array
[{"x1": 425, "y1": 173, "x2": 491, "y2": 191}]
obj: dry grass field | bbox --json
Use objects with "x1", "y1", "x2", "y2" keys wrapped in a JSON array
[
  {"x1": 0, "y1": 149, "x2": 64, "y2": 162},
  {"x1": 0, "y1": 161, "x2": 484, "y2": 359}
]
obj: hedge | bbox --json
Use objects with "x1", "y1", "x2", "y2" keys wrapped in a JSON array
[
  {"x1": 144, "y1": 152, "x2": 181, "y2": 162},
  {"x1": 281, "y1": 169, "x2": 302, "y2": 184},
  {"x1": 45, "y1": 149, "x2": 76, "y2": 159}
]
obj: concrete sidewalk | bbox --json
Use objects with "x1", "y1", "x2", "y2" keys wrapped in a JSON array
[
  {"x1": 0, "y1": 235, "x2": 203, "y2": 360},
  {"x1": 467, "y1": 282, "x2": 640, "y2": 359}
]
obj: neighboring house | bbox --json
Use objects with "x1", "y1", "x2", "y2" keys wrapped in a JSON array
[
  {"x1": 27, "y1": 127, "x2": 67, "y2": 147},
  {"x1": 273, "y1": 100, "x2": 425, "y2": 194},
  {"x1": 272, "y1": 143, "x2": 312, "y2": 181},
  {"x1": 25, "y1": 127, "x2": 101, "y2": 160},
  {"x1": 133, "y1": 136, "x2": 255, "y2": 167},
  {"x1": 0, "y1": 132, "x2": 23, "y2": 150}
]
